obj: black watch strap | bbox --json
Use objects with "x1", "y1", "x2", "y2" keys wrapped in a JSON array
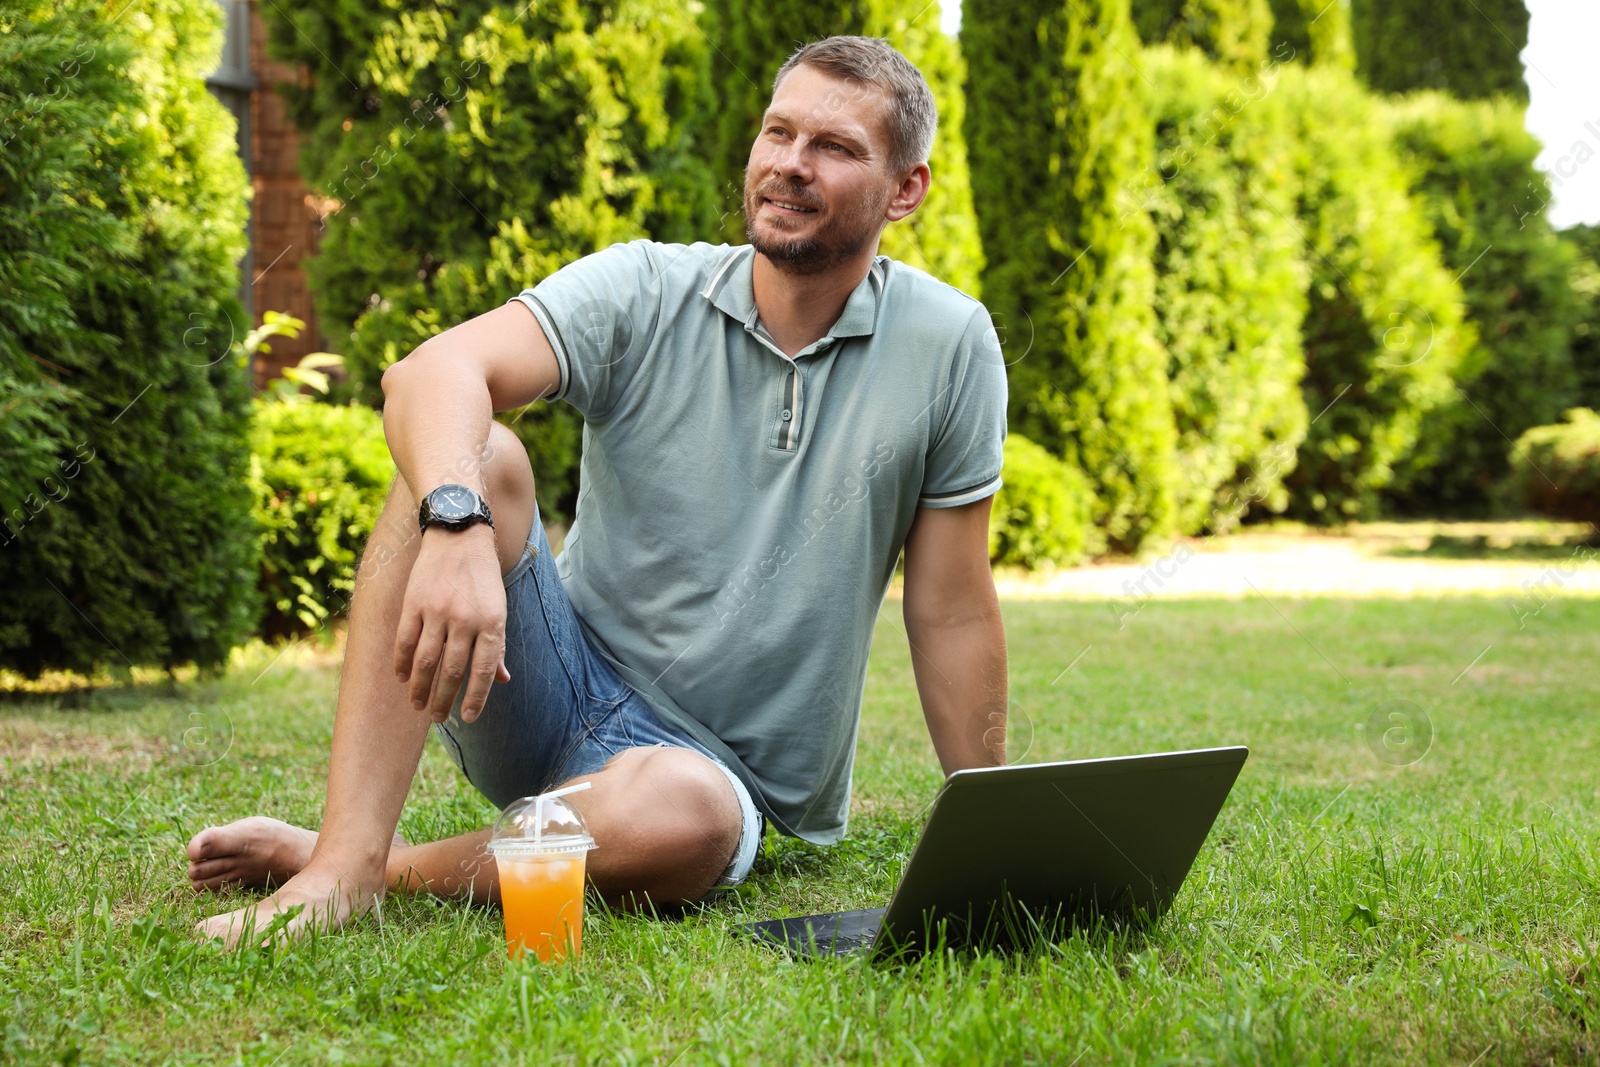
[{"x1": 418, "y1": 483, "x2": 494, "y2": 533}]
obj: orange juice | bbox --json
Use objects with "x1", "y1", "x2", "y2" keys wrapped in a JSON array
[{"x1": 497, "y1": 852, "x2": 588, "y2": 962}]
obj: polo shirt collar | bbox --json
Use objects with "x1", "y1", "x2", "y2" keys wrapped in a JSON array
[{"x1": 703, "y1": 245, "x2": 887, "y2": 342}]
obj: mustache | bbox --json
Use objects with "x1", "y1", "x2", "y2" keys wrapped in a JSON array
[{"x1": 754, "y1": 183, "x2": 823, "y2": 211}]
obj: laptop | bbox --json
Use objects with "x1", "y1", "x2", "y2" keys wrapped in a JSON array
[{"x1": 734, "y1": 746, "x2": 1249, "y2": 960}]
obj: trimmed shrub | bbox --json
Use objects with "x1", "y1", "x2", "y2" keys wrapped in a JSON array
[
  {"x1": 699, "y1": 0, "x2": 985, "y2": 296},
  {"x1": 1274, "y1": 62, "x2": 1470, "y2": 521},
  {"x1": 988, "y1": 435, "x2": 1101, "y2": 568},
  {"x1": 1508, "y1": 409, "x2": 1600, "y2": 526},
  {"x1": 1561, "y1": 224, "x2": 1600, "y2": 409},
  {"x1": 966, "y1": 0, "x2": 1178, "y2": 551},
  {"x1": 0, "y1": 0, "x2": 258, "y2": 676},
  {"x1": 251, "y1": 399, "x2": 395, "y2": 637},
  {"x1": 1382, "y1": 93, "x2": 1577, "y2": 514},
  {"x1": 1266, "y1": 0, "x2": 1353, "y2": 69},
  {"x1": 1349, "y1": 0, "x2": 1529, "y2": 102},
  {"x1": 259, "y1": 0, "x2": 721, "y2": 521},
  {"x1": 1131, "y1": 0, "x2": 1274, "y2": 71},
  {"x1": 1138, "y1": 46, "x2": 1309, "y2": 533}
]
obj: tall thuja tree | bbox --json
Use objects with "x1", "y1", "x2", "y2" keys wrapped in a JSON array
[
  {"x1": 1139, "y1": 47, "x2": 1309, "y2": 534},
  {"x1": 1350, "y1": 0, "x2": 1529, "y2": 102},
  {"x1": 699, "y1": 0, "x2": 984, "y2": 296},
  {"x1": 1266, "y1": 0, "x2": 1353, "y2": 68},
  {"x1": 1382, "y1": 94, "x2": 1576, "y2": 514},
  {"x1": 1276, "y1": 63, "x2": 1469, "y2": 520},
  {"x1": 260, "y1": 1, "x2": 720, "y2": 520},
  {"x1": 1131, "y1": 0, "x2": 1273, "y2": 71},
  {"x1": 0, "y1": 0, "x2": 258, "y2": 675},
  {"x1": 966, "y1": 0, "x2": 1178, "y2": 549},
  {"x1": 1562, "y1": 224, "x2": 1600, "y2": 410}
]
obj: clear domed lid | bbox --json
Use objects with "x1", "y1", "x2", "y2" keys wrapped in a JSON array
[{"x1": 487, "y1": 789, "x2": 597, "y2": 857}]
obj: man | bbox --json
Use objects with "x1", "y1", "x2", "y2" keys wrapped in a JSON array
[{"x1": 188, "y1": 35, "x2": 1009, "y2": 947}]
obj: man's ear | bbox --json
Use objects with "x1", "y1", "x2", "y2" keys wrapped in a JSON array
[{"x1": 885, "y1": 162, "x2": 931, "y2": 223}]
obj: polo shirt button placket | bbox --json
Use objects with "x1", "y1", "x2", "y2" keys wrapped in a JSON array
[{"x1": 776, "y1": 366, "x2": 802, "y2": 451}]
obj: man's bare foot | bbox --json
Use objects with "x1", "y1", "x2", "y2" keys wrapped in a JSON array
[
  {"x1": 186, "y1": 816, "x2": 408, "y2": 892},
  {"x1": 193, "y1": 864, "x2": 385, "y2": 949}
]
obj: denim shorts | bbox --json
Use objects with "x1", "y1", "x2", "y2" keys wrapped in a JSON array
[{"x1": 434, "y1": 510, "x2": 763, "y2": 887}]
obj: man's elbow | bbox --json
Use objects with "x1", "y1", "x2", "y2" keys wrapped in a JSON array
[
  {"x1": 380, "y1": 345, "x2": 424, "y2": 401},
  {"x1": 903, "y1": 581, "x2": 1002, "y2": 633}
]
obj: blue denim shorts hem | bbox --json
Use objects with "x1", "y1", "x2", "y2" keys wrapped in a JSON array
[{"x1": 433, "y1": 515, "x2": 762, "y2": 887}]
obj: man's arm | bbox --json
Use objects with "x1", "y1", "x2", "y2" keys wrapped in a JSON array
[
  {"x1": 901, "y1": 496, "x2": 1008, "y2": 774},
  {"x1": 379, "y1": 302, "x2": 560, "y2": 722}
]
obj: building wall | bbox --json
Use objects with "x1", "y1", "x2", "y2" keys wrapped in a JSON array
[{"x1": 245, "y1": 1, "x2": 324, "y2": 387}]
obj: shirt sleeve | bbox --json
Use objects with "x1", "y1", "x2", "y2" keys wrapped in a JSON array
[
  {"x1": 508, "y1": 240, "x2": 663, "y2": 421},
  {"x1": 918, "y1": 305, "x2": 1008, "y2": 508}
]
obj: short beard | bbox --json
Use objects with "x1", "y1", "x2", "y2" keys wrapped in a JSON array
[{"x1": 743, "y1": 180, "x2": 882, "y2": 276}]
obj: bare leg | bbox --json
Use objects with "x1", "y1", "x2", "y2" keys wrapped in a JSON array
[
  {"x1": 386, "y1": 746, "x2": 743, "y2": 908},
  {"x1": 192, "y1": 747, "x2": 743, "y2": 912},
  {"x1": 190, "y1": 423, "x2": 536, "y2": 948}
]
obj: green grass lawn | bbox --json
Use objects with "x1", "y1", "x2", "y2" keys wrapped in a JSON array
[{"x1": 4, "y1": 595, "x2": 1598, "y2": 1065}]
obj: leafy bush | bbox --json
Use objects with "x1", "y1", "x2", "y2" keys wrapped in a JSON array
[
  {"x1": 1382, "y1": 93, "x2": 1577, "y2": 515},
  {"x1": 1139, "y1": 46, "x2": 1308, "y2": 533},
  {"x1": 259, "y1": 0, "x2": 721, "y2": 522},
  {"x1": 1349, "y1": 0, "x2": 1529, "y2": 102},
  {"x1": 988, "y1": 436, "x2": 1101, "y2": 568},
  {"x1": 966, "y1": 0, "x2": 1178, "y2": 552},
  {"x1": 1561, "y1": 224, "x2": 1600, "y2": 409},
  {"x1": 251, "y1": 398, "x2": 395, "y2": 637},
  {"x1": 0, "y1": 0, "x2": 258, "y2": 676},
  {"x1": 1266, "y1": 0, "x2": 1353, "y2": 70},
  {"x1": 1508, "y1": 409, "x2": 1600, "y2": 526},
  {"x1": 1274, "y1": 62, "x2": 1470, "y2": 521},
  {"x1": 1131, "y1": 0, "x2": 1274, "y2": 71}
]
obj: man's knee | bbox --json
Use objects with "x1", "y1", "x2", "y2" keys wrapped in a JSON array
[
  {"x1": 596, "y1": 747, "x2": 741, "y2": 900},
  {"x1": 478, "y1": 422, "x2": 537, "y2": 575},
  {"x1": 482, "y1": 422, "x2": 534, "y2": 508},
  {"x1": 653, "y1": 749, "x2": 742, "y2": 867}
]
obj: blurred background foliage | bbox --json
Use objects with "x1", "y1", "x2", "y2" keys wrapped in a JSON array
[
  {"x1": 0, "y1": 0, "x2": 258, "y2": 676},
  {"x1": 2, "y1": 0, "x2": 1596, "y2": 676}
]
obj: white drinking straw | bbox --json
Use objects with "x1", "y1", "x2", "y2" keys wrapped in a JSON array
[{"x1": 533, "y1": 780, "x2": 592, "y2": 848}]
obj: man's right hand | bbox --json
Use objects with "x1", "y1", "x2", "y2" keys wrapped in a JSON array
[{"x1": 392, "y1": 524, "x2": 511, "y2": 724}]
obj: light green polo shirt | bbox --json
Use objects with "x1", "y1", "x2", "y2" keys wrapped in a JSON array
[{"x1": 511, "y1": 240, "x2": 1006, "y2": 844}]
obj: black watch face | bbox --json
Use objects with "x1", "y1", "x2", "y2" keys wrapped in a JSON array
[{"x1": 431, "y1": 486, "x2": 476, "y2": 523}]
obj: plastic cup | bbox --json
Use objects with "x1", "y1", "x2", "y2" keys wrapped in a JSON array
[{"x1": 486, "y1": 786, "x2": 597, "y2": 962}]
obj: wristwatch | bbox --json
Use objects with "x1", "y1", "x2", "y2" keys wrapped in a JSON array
[{"x1": 418, "y1": 484, "x2": 494, "y2": 533}]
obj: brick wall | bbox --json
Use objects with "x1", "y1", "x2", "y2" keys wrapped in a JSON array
[{"x1": 246, "y1": 1, "x2": 324, "y2": 387}]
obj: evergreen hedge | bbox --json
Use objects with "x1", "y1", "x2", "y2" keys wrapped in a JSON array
[
  {"x1": 1561, "y1": 224, "x2": 1600, "y2": 410},
  {"x1": 1131, "y1": 0, "x2": 1273, "y2": 71},
  {"x1": 1349, "y1": 0, "x2": 1529, "y2": 102},
  {"x1": 0, "y1": 0, "x2": 258, "y2": 676},
  {"x1": 699, "y1": 1, "x2": 984, "y2": 296},
  {"x1": 1508, "y1": 408, "x2": 1600, "y2": 527},
  {"x1": 1274, "y1": 63, "x2": 1469, "y2": 521},
  {"x1": 1382, "y1": 93, "x2": 1576, "y2": 514},
  {"x1": 258, "y1": 0, "x2": 721, "y2": 521},
  {"x1": 1139, "y1": 46, "x2": 1308, "y2": 533},
  {"x1": 1265, "y1": 0, "x2": 1353, "y2": 69},
  {"x1": 251, "y1": 398, "x2": 395, "y2": 638},
  {"x1": 965, "y1": 0, "x2": 1178, "y2": 551},
  {"x1": 988, "y1": 434, "x2": 1100, "y2": 568}
]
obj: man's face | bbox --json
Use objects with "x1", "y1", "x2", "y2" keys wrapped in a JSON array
[{"x1": 743, "y1": 64, "x2": 899, "y2": 276}]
